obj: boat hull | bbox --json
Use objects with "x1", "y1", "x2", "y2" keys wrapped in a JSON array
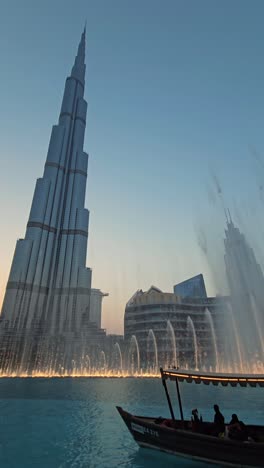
[{"x1": 117, "y1": 407, "x2": 264, "y2": 467}]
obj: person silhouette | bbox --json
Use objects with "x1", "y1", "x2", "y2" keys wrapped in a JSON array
[{"x1": 213, "y1": 404, "x2": 225, "y2": 435}]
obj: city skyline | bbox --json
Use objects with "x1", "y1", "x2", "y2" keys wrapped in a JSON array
[{"x1": 2, "y1": 1, "x2": 264, "y2": 334}]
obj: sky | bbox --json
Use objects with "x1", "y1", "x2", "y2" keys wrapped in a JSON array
[{"x1": 1, "y1": 0, "x2": 264, "y2": 333}]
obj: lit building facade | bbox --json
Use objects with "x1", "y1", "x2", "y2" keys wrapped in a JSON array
[{"x1": 124, "y1": 284, "x2": 228, "y2": 370}]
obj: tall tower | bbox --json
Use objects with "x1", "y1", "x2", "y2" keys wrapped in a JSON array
[
  {"x1": 224, "y1": 218, "x2": 264, "y2": 360},
  {"x1": 1, "y1": 29, "x2": 92, "y2": 336}
]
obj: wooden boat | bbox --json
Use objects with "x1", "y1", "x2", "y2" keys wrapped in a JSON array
[{"x1": 117, "y1": 368, "x2": 264, "y2": 467}]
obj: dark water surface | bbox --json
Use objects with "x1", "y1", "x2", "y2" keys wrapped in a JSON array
[{"x1": 0, "y1": 378, "x2": 262, "y2": 467}]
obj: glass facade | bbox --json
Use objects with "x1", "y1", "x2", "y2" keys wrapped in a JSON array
[{"x1": 174, "y1": 273, "x2": 207, "y2": 298}]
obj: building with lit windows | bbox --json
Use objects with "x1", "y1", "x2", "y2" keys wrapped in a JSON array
[{"x1": 124, "y1": 282, "x2": 228, "y2": 370}]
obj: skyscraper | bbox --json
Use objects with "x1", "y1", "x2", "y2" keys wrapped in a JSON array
[{"x1": 1, "y1": 29, "x2": 92, "y2": 337}]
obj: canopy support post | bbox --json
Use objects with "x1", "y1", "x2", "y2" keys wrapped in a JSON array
[
  {"x1": 175, "y1": 377, "x2": 184, "y2": 421},
  {"x1": 160, "y1": 368, "x2": 175, "y2": 421}
]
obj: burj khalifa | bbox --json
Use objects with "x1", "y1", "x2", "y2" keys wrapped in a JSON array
[{"x1": 1, "y1": 28, "x2": 93, "y2": 339}]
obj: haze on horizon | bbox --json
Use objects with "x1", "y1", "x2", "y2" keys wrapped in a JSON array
[{"x1": 1, "y1": 0, "x2": 264, "y2": 334}]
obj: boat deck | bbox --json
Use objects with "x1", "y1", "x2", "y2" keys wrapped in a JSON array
[{"x1": 133, "y1": 415, "x2": 264, "y2": 443}]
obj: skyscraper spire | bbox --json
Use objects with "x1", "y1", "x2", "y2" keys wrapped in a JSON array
[{"x1": 71, "y1": 28, "x2": 86, "y2": 84}]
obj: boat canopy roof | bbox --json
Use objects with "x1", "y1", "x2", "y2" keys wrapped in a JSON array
[{"x1": 161, "y1": 368, "x2": 264, "y2": 387}]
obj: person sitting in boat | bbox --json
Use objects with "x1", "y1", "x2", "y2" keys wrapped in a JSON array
[
  {"x1": 161, "y1": 418, "x2": 175, "y2": 429},
  {"x1": 191, "y1": 408, "x2": 203, "y2": 432},
  {"x1": 227, "y1": 414, "x2": 248, "y2": 441},
  {"x1": 213, "y1": 404, "x2": 225, "y2": 435},
  {"x1": 191, "y1": 408, "x2": 200, "y2": 423}
]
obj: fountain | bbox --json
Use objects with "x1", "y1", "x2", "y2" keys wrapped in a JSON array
[
  {"x1": 84, "y1": 354, "x2": 90, "y2": 374},
  {"x1": 227, "y1": 303, "x2": 244, "y2": 372},
  {"x1": 147, "y1": 329, "x2": 158, "y2": 373},
  {"x1": 113, "y1": 342, "x2": 123, "y2": 373},
  {"x1": 166, "y1": 320, "x2": 177, "y2": 368},
  {"x1": 249, "y1": 294, "x2": 264, "y2": 357},
  {"x1": 99, "y1": 350, "x2": 107, "y2": 374},
  {"x1": 128, "y1": 335, "x2": 140, "y2": 375},
  {"x1": 187, "y1": 316, "x2": 199, "y2": 370},
  {"x1": 205, "y1": 308, "x2": 219, "y2": 371}
]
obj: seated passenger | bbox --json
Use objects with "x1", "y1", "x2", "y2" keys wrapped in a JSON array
[
  {"x1": 229, "y1": 414, "x2": 239, "y2": 425},
  {"x1": 191, "y1": 408, "x2": 200, "y2": 423},
  {"x1": 227, "y1": 414, "x2": 248, "y2": 441},
  {"x1": 191, "y1": 409, "x2": 203, "y2": 432},
  {"x1": 161, "y1": 418, "x2": 174, "y2": 429}
]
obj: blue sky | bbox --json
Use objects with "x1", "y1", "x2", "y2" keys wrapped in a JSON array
[{"x1": 1, "y1": 0, "x2": 264, "y2": 332}]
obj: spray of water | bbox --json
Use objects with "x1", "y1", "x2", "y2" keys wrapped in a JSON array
[
  {"x1": 187, "y1": 316, "x2": 199, "y2": 370},
  {"x1": 147, "y1": 329, "x2": 158, "y2": 373},
  {"x1": 205, "y1": 308, "x2": 219, "y2": 371}
]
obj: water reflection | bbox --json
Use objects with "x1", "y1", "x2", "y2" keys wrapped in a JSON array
[{"x1": 0, "y1": 378, "x2": 262, "y2": 467}]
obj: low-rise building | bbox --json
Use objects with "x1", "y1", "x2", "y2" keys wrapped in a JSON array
[{"x1": 124, "y1": 278, "x2": 228, "y2": 370}]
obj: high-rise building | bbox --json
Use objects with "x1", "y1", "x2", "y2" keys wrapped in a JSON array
[
  {"x1": 0, "y1": 29, "x2": 110, "y2": 375},
  {"x1": 1, "y1": 29, "x2": 92, "y2": 335},
  {"x1": 224, "y1": 218, "x2": 264, "y2": 360}
]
